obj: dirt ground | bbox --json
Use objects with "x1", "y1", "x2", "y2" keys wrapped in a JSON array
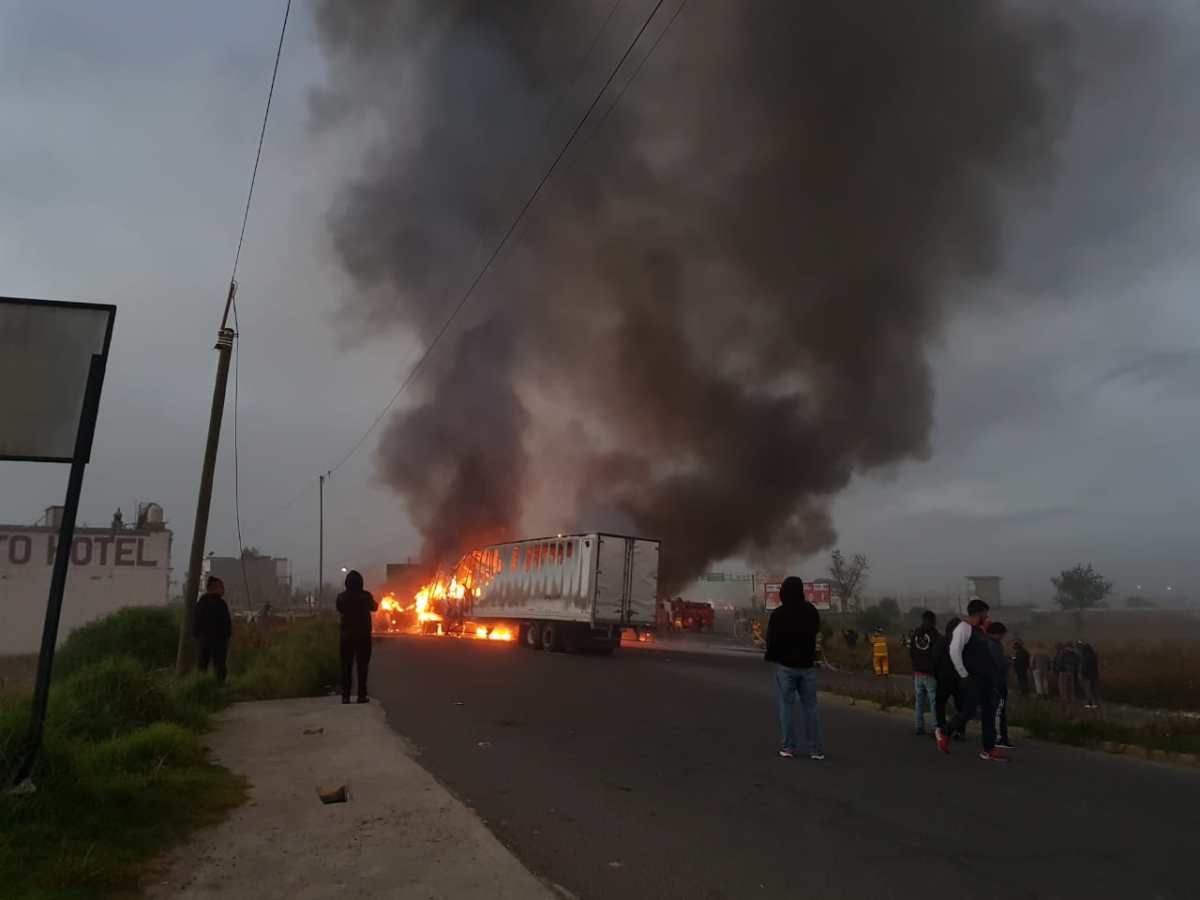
[{"x1": 144, "y1": 697, "x2": 558, "y2": 900}]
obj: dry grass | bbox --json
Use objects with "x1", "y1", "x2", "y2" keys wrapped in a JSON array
[{"x1": 818, "y1": 634, "x2": 1200, "y2": 713}]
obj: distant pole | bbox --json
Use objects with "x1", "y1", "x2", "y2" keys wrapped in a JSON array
[
  {"x1": 318, "y1": 474, "x2": 324, "y2": 608},
  {"x1": 176, "y1": 283, "x2": 237, "y2": 675}
]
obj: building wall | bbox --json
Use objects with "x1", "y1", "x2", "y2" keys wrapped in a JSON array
[
  {"x1": 204, "y1": 556, "x2": 288, "y2": 612},
  {"x1": 0, "y1": 526, "x2": 172, "y2": 655}
]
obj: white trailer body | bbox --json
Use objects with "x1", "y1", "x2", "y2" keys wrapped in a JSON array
[{"x1": 464, "y1": 532, "x2": 659, "y2": 652}]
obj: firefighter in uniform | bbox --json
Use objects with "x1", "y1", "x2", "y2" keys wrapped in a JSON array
[{"x1": 871, "y1": 628, "x2": 890, "y2": 676}]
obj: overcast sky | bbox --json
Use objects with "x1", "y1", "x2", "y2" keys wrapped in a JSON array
[{"x1": 3, "y1": 1, "x2": 1199, "y2": 606}]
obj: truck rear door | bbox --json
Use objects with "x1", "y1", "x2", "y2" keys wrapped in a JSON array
[
  {"x1": 593, "y1": 535, "x2": 630, "y2": 624},
  {"x1": 626, "y1": 540, "x2": 659, "y2": 626}
]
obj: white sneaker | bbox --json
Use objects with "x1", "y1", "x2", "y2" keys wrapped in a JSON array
[{"x1": 810, "y1": 752, "x2": 826, "y2": 761}]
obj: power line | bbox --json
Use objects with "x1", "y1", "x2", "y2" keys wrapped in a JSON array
[
  {"x1": 594, "y1": 0, "x2": 687, "y2": 132},
  {"x1": 324, "y1": 0, "x2": 669, "y2": 480},
  {"x1": 229, "y1": 0, "x2": 292, "y2": 605},
  {"x1": 230, "y1": 0, "x2": 292, "y2": 287}
]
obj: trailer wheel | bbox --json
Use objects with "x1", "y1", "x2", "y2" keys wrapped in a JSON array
[
  {"x1": 542, "y1": 621, "x2": 565, "y2": 652},
  {"x1": 523, "y1": 622, "x2": 544, "y2": 650}
]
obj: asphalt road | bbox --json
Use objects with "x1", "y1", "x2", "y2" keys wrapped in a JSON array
[{"x1": 371, "y1": 635, "x2": 1196, "y2": 900}]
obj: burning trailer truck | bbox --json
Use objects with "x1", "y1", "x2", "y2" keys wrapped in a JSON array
[{"x1": 377, "y1": 533, "x2": 659, "y2": 654}]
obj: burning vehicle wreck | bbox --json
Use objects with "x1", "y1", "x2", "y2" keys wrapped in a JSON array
[{"x1": 375, "y1": 533, "x2": 659, "y2": 653}]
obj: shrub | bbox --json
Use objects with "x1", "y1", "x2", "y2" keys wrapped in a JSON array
[
  {"x1": 81, "y1": 722, "x2": 207, "y2": 775},
  {"x1": 54, "y1": 607, "x2": 179, "y2": 678},
  {"x1": 48, "y1": 656, "x2": 173, "y2": 741},
  {"x1": 228, "y1": 618, "x2": 340, "y2": 700}
]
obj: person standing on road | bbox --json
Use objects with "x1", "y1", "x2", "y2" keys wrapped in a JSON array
[
  {"x1": 1053, "y1": 642, "x2": 1079, "y2": 707},
  {"x1": 986, "y1": 622, "x2": 1014, "y2": 750},
  {"x1": 765, "y1": 576, "x2": 825, "y2": 760},
  {"x1": 337, "y1": 569, "x2": 378, "y2": 704},
  {"x1": 1031, "y1": 644, "x2": 1052, "y2": 699},
  {"x1": 1012, "y1": 639, "x2": 1031, "y2": 697},
  {"x1": 870, "y1": 629, "x2": 890, "y2": 676},
  {"x1": 194, "y1": 576, "x2": 232, "y2": 685},
  {"x1": 938, "y1": 599, "x2": 1007, "y2": 762},
  {"x1": 933, "y1": 617, "x2": 965, "y2": 740},
  {"x1": 909, "y1": 610, "x2": 940, "y2": 736},
  {"x1": 1077, "y1": 640, "x2": 1101, "y2": 709}
]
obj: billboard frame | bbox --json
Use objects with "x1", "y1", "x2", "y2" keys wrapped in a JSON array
[
  {"x1": 3, "y1": 295, "x2": 115, "y2": 789},
  {"x1": 0, "y1": 295, "x2": 116, "y2": 463}
]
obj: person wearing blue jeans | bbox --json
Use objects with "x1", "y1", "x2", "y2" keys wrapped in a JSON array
[
  {"x1": 764, "y1": 576, "x2": 825, "y2": 760},
  {"x1": 908, "y1": 610, "x2": 940, "y2": 736},
  {"x1": 775, "y1": 664, "x2": 824, "y2": 758}
]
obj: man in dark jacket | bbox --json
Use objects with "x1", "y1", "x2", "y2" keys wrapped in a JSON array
[
  {"x1": 764, "y1": 576, "x2": 824, "y2": 760},
  {"x1": 1012, "y1": 639, "x2": 1031, "y2": 696},
  {"x1": 986, "y1": 621, "x2": 1014, "y2": 749},
  {"x1": 909, "y1": 610, "x2": 939, "y2": 736},
  {"x1": 1053, "y1": 642, "x2": 1080, "y2": 705},
  {"x1": 939, "y1": 598, "x2": 1006, "y2": 761},
  {"x1": 933, "y1": 617, "x2": 964, "y2": 740},
  {"x1": 336, "y1": 569, "x2": 378, "y2": 704},
  {"x1": 1077, "y1": 641, "x2": 1100, "y2": 709},
  {"x1": 194, "y1": 576, "x2": 232, "y2": 684}
]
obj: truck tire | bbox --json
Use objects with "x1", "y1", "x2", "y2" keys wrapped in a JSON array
[
  {"x1": 523, "y1": 622, "x2": 543, "y2": 650},
  {"x1": 542, "y1": 621, "x2": 565, "y2": 653}
]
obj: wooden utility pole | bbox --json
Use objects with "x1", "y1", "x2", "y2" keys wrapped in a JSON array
[
  {"x1": 176, "y1": 283, "x2": 237, "y2": 675},
  {"x1": 318, "y1": 473, "x2": 325, "y2": 608}
]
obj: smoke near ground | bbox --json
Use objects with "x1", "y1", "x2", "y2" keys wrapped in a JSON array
[{"x1": 314, "y1": 2, "x2": 1110, "y2": 589}]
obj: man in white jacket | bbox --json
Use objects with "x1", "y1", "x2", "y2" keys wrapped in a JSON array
[{"x1": 937, "y1": 598, "x2": 1007, "y2": 762}]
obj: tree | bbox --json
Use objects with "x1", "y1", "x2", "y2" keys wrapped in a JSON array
[
  {"x1": 829, "y1": 550, "x2": 869, "y2": 612},
  {"x1": 877, "y1": 597, "x2": 901, "y2": 619},
  {"x1": 1051, "y1": 563, "x2": 1112, "y2": 611},
  {"x1": 855, "y1": 604, "x2": 894, "y2": 633}
]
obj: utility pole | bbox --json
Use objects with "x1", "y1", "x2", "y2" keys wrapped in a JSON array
[
  {"x1": 318, "y1": 473, "x2": 324, "y2": 608},
  {"x1": 176, "y1": 282, "x2": 237, "y2": 675}
]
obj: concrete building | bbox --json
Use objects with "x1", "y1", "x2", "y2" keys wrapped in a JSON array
[
  {"x1": 203, "y1": 554, "x2": 291, "y2": 613},
  {"x1": 0, "y1": 503, "x2": 172, "y2": 655},
  {"x1": 966, "y1": 575, "x2": 1003, "y2": 608}
]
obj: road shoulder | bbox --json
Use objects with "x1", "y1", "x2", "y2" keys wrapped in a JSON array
[{"x1": 144, "y1": 696, "x2": 556, "y2": 900}]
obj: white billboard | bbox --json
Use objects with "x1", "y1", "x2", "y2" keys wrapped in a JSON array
[{"x1": 0, "y1": 297, "x2": 115, "y2": 462}]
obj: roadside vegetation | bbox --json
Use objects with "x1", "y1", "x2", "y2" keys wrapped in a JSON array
[
  {"x1": 0, "y1": 607, "x2": 340, "y2": 900},
  {"x1": 815, "y1": 633, "x2": 1200, "y2": 758}
]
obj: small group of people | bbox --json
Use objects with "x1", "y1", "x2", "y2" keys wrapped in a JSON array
[
  {"x1": 766, "y1": 582, "x2": 1037, "y2": 764},
  {"x1": 911, "y1": 601, "x2": 1014, "y2": 762},
  {"x1": 190, "y1": 569, "x2": 380, "y2": 704},
  {"x1": 1024, "y1": 640, "x2": 1101, "y2": 708}
]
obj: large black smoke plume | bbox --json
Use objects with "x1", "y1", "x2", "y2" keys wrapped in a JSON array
[{"x1": 314, "y1": 1, "x2": 1080, "y2": 589}]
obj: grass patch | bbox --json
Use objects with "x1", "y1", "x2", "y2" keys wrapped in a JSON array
[
  {"x1": 1012, "y1": 703, "x2": 1200, "y2": 756},
  {"x1": 53, "y1": 607, "x2": 180, "y2": 679},
  {"x1": 0, "y1": 610, "x2": 341, "y2": 899},
  {"x1": 816, "y1": 671, "x2": 1200, "y2": 759}
]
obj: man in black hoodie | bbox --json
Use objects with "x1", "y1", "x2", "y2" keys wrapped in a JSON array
[
  {"x1": 194, "y1": 576, "x2": 232, "y2": 685},
  {"x1": 336, "y1": 569, "x2": 378, "y2": 704},
  {"x1": 909, "y1": 610, "x2": 939, "y2": 736},
  {"x1": 764, "y1": 576, "x2": 824, "y2": 760}
]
